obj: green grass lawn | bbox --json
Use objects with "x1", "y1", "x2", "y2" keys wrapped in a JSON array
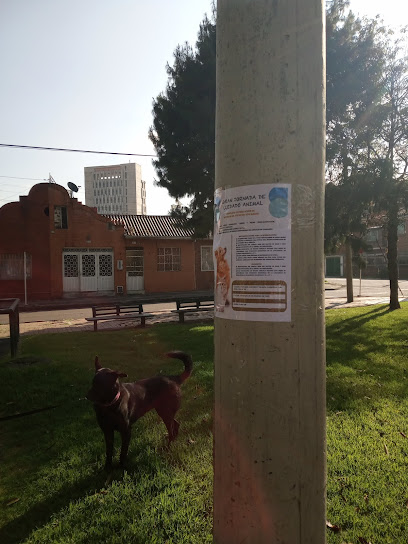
[
  {"x1": 1, "y1": 305, "x2": 408, "y2": 543},
  {"x1": 0, "y1": 324, "x2": 214, "y2": 544},
  {"x1": 326, "y1": 303, "x2": 408, "y2": 543}
]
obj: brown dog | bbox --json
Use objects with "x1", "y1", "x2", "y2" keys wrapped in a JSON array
[
  {"x1": 214, "y1": 246, "x2": 231, "y2": 309},
  {"x1": 86, "y1": 351, "x2": 192, "y2": 470}
]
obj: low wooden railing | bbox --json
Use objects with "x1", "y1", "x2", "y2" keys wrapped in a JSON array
[{"x1": 0, "y1": 298, "x2": 20, "y2": 357}]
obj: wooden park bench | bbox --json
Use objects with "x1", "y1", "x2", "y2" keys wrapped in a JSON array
[
  {"x1": 171, "y1": 298, "x2": 214, "y2": 323},
  {"x1": 85, "y1": 303, "x2": 153, "y2": 331}
]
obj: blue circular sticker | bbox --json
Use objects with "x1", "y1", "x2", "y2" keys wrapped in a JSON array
[{"x1": 269, "y1": 187, "x2": 288, "y2": 218}]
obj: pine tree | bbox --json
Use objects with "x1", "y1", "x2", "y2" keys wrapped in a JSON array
[
  {"x1": 149, "y1": 15, "x2": 216, "y2": 237},
  {"x1": 325, "y1": 0, "x2": 386, "y2": 302},
  {"x1": 150, "y1": 4, "x2": 408, "y2": 313},
  {"x1": 363, "y1": 36, "x2": 408, "y2": 309}
]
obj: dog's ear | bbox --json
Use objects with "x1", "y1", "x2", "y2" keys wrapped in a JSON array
[
  {"x1": 114, "y1": 371, "x2": 128, "y2": 379},
  {"x1": 95, "y1": 356, "x2": 102, "y2": 371}
]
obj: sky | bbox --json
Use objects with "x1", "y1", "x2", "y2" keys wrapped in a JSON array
[{"x1": 0, "y1": 0, "x2": 406, "y2": 216}]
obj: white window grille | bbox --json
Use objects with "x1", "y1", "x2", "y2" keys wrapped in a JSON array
[
  {"x1": 157, "y1": 247, "x2": 181, "y2": 272},
  {"x1": 201, "y1": 246, "x2": 214, "y2": 271},
  {"x1": 0, "y1": 253, "x2": 32, "y2": 280}
]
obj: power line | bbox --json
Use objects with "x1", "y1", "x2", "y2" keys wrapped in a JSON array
[
  {"x1": 0, "y1": 143, "x2": 157, "y2": 157},
  {"x1": 0, "y1": 175, "x2": 47, "y2": 182}
]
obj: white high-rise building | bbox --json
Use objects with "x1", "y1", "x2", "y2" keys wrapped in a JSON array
[{"x1": 84, "y1": 162, "x2": 146, "y2": 215}]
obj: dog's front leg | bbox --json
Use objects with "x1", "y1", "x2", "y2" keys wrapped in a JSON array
[
  {"x1": 119, "y1": 428, "x2": 131, "y2": 468},
  {"x1": 103, "y1": 427, "x2": 114, "y2": 471}
]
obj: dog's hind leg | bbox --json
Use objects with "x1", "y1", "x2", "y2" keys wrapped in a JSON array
[
  {"x1": 170, "y1": 419, "x2": 180, "y2": 442},
  {"x1": 156, "y1": 405, "x2": 180, "y2": 445},
  {"x1": 119, "y1": 428, "x2": 132, "y2": 467},
  {"x1": 164, "y1": 417, "x2": 179, "y2": 444},
  {"x1": 103, "y1": 427, "x2": 114, "y2": 471},
  {"x1": 155, "y1": 389, "x2": 182, "y2": 445}
]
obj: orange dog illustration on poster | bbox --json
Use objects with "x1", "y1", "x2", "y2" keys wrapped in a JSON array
[{"x1": 214, "y1": 246, "x2": 231, "y2": 312}]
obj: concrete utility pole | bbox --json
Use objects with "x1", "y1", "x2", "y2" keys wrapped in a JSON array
[{"x1": 214, "y1": 1, "x2": 326, "y2": 543}]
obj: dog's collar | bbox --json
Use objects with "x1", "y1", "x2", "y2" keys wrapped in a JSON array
[{"x1": 99, "y1": 390, "x2": 121, "y2": 407}]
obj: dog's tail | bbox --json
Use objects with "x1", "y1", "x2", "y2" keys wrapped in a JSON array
[{"x1": 166, "y1": 351, "x2": 193, "y2": 384}]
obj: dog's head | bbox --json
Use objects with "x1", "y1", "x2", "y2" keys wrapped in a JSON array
[
  {"x1": 86, "y1": 356, "x2": 128, "y2": 405},
  {"x1": 214, "y1": 246, "x2": 227, "y2": 262}
]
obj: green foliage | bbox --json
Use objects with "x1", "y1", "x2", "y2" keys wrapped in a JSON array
[
  {"x1": 325, "y1": 3, "x2": 408, "y2": 310},
  {"x1": 326, "y1": 0, "x2": 385, "y2": 128},
  {"x1": 149, "y1": 16, "x2": 216, "y2": 238},
  {"x1": 324, "y1": 180, "x2": 374, "y2": 254},
  {"x1": 352, "y1": 35, "x2": 408, "y2": 308},
  {"x1": 150, "y1": 2, "x2": 394, "y2": 245},
  {"x1": 325, "y1": 0, "x2": 387, "y2": 252}
]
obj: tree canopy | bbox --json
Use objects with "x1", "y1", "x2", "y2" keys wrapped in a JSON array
[
  {"x1": 149, "y1": 3, "x2": 408, "y2": 310},
  {"x1": 325, "y1": 2, "x2": 408, "y2": 308},
  {"x1": 149, "y1": 16, "x2": 216, "y2": 238},
  {"x1": 150, "y1": 2, "x2": 389, "y2": 233},
  {"x1": 359, "y1": 36, "x2": 408, "y2": 308}
]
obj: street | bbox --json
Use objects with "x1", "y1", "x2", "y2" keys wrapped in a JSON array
[
  {"x1": 324, "y1": 277, "x2": 408, "y2": 299},
  {"x1": 1, "y1": 278, "x2": 408, "y2": 326}
]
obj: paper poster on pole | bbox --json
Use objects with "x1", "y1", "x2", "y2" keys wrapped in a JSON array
[{"x1": 213, "y1": 183, "x2": 291, "y2": 322}]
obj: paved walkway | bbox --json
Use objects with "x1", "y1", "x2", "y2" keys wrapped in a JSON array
[
  {"x1": 325, "y1": 295, "x2": 407, "y2": 310},
  {"x1": 1, "y1": 295, "x2": 405, "y2": 340},
  {"x1": 0, "y1": 309, "x2": 214, "y2": 338},
  {"x1": 18, "y1": 290, "x2": 214, "y2": 313}
]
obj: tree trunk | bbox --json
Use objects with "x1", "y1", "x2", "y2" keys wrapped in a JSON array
[
  {"x1": 387, "y1": 203, "x2": 401, "y2": 310},
  {"x1": 345, "y1": 238, "x2": 353, "y2": 303}
]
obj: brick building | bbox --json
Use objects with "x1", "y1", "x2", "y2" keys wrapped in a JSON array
[{"x1": 0, "y1": 183, "x2": 213, "y2": 301}]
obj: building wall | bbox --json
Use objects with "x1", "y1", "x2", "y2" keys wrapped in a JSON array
[
  {"x1": 84, "y1": 162, "x2": 146, "y2": 215},
  {"x1": 127, "y1": 163, "x2": 146, "y2": 215},
  {"x1": 0, "y1": 183, "x2": 213, "y2": 301},
  {"x1": 126, "y1": 238, "x2": 197, "y2": 292},
  {"x1": 0, "y1": 183, "x2": 127, "y2": 300},
  {"x1": 0, "y1": 187, "x2": 52, "y2": 299},
  {"x1": 325, "y1": 217, "x2": 408, "y2": 279},
  {"x1": 48, "y1": 188, "x2": 127, "y2": 297},
  {"x1": 398, "y1": 220, "x2": 408, "y2": 252}
]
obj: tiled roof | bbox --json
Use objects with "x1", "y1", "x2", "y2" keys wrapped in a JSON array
[{"x1": 103, "y1": 214, "x2": 194, "y2": 238}]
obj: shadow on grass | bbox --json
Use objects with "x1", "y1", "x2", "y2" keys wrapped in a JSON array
[
  {"x1": 326, "y1": 304, "x2": 408, "y2": 413},
  {"x1": 0, "y1": 471, "x2": 109, "y2": 544},
  {"x1": 1, "y1": 397, "x2": 212, "y2": 544},
  {"x1": 0, "y1": 338, "x2": 11, "y2": 358},
  {"x1": 326, "y1": 363, "x2": 408, "y2": 413},
  {"x1": 0, "y1": 324, "x2": 215, "y2": 543},
  {"x1": 326, "y1": 304, "x2": 390, "y2": 333}
]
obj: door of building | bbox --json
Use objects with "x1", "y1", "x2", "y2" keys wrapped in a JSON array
[
  {"x1": 325, "y1": 255, "x2": 342, "y2": 277},
  {"x1": 63, "y1": 249, "x2": 114, "y2": 293},
  {"x1": 126, "y1": 248, "x2": 144, "y2": 292}
]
